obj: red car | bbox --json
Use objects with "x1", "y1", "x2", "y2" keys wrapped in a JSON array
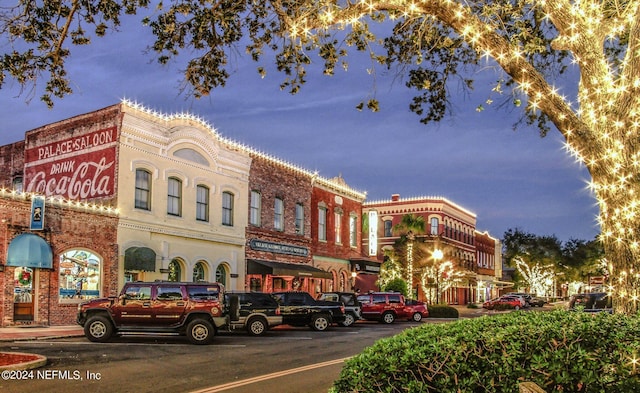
[
  {"x1": 482, "y1": 296, "x2": 523, "y2": 310},
  {"x1": 404, "y1": 299, "x2": 429, "y2": 322}
]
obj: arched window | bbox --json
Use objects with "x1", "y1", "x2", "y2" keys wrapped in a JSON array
[
  {"x1": 59, "y1": 249, "x2": 102, "y2": 302},
  {"x1": 168, "y1": 259, "x2": 182, "y2": 282},
  {"x1": 193, "y1": 262, "x2": 206, "y2": 282},
  {"x1": 216, "y1": 264, "x2": 227, "y2": 286}
]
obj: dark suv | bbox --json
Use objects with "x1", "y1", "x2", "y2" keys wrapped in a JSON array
[
  {"x1": 270, "y1": 291, "x2": 346, "y2": 331},
  {"x1": 317, "y1": 292, "x2": 362, "y2": 327},
  {"x1": 568, "y1": 292, "x2": 612, "y2": 313},
  {"x1": 77, "y1": 281, "x2": 229, "y2": 344},
  {"x1": 224, "y1": 292, "x2": 282, "y2": 336}
]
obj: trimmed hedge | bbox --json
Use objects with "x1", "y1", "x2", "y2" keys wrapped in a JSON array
[
  {"x1": 427, "y1": 304, "x2": 459, "y2": 318},
  {"x1": 331, "y1": 310, "x2": 640, "y2": 392}
]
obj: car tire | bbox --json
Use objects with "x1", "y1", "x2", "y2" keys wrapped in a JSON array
[
  {"x1": 514, "y1": 305, "x2": 520, "y2": 311},
  {"x1": 381, "y1": 311, "x2": 395, "y2": 324},
  {"x1": 310, "y1": 314, "x2": 330, "y2": 331},
  {"x1": 411, "y1": 312, "x2": 423, "y2": 322},
  {"x1": 247, "y1": 316, "x2": 268, "y2": 336},
  {"x1": 186, "y1": 318, "x2": 215, "y2": 345},
  {"x1": 84, "y1": 315, "x2": 114, "y2": 342},
  {"x1": 340, "y1": 313, "x2": 355, "y2": 327}
]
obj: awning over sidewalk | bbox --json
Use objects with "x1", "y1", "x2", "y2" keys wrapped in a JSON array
[
  {"x1": 124, "y1": 247, "x2": 156, "y2": 271},
  {"x1": 6, "y1": 233, "x2": 53, "y2": 269},
  {"x1": 247, "y1": 259, "x2": 333, "y2": 279}
]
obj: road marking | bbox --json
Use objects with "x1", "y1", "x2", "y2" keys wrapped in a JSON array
[{"x1": 189, "y1": 357, "x2": 352, "y2": 393}]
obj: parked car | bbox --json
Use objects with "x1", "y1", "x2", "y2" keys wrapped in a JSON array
[
  {"x1": 317, "y1": 292, "x2": 362, "y2": 327},
  {"x1": 529, "y1": 296, "x2": 546, "y2": 307},
  {"x1": 224, "y1": 292, "x2": 282, "y2": 336},
  {"x1": 77, "y1": 281, "x2": 230, "y2": 344},
  {"x1": 357, "y1": 292, "x2": 407, "y2": 324},
  {"x1": 568, "y1": 292, "x2": 612, "y2": 313},
  {"x1": 270, "y1": 291, "x2": 346, "y2": 331},
  {"x1": 482, "y1": 296, "x2": 524, "y2": 310},
  {"x1": 404, "y1": 299, "x2": 429, "y2": 322},
  {"x1": 506, "y1": 292, "x2": 531, "y2": 307}
]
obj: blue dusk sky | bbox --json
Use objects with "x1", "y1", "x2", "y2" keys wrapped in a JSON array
[{"x1": 0, "y1": 13, "x2": 599, "y2": 243}]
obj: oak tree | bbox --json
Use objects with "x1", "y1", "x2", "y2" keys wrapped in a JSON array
[{"x1": 2, "y1": 0, "x2": 639, "y2": 312}]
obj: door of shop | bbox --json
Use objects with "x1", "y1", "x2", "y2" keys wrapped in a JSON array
[{"x1": 13, "y1": 267, "x2": 35, "y2": 321}]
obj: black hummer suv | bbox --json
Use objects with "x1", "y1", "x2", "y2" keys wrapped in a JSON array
[
  {"x1": 77, "y1": 281, "x2": 230, "y2": 344},
  {"x1": 270, "y1": 291, "x2": 346, "y2": 331},
  {"x1": 224, "y1": 291, "x2": 282, "y2": 336}
]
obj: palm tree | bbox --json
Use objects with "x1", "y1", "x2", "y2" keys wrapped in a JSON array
[{"x1": 392, "y1": 214, "x2": 426, "y2": 297}]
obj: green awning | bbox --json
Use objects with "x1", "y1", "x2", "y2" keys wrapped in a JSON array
[
  {"x1": 6, "y1": 233, "x2": 53, "y2": 268},
  {"x1": 247, "y1": 259, "x2": 333, "y2": 279},
  {"x1": 124, "y1": 247, "x2": 156, "y2": 271}
]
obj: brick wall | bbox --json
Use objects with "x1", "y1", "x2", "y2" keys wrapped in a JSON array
[
  {"x1": 0, "y1": 140, "x2": 25, "y2": 188},
  {"x1": 245, "y1": 156, "x2": 313, "y2": 264},
  {"x1": 0, "y1": 196, "x2": 118, "y2": 326}
]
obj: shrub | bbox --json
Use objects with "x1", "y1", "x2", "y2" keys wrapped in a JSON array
[
  {"x1": 426, "y1": 304, "x2": 459, "y2": 318},
  {"x1": 467, "y1": 303, "x2": 479, "y2": 309},
  {"x1": 331, "y1": 310, "x2": 640, "y2": 393}
]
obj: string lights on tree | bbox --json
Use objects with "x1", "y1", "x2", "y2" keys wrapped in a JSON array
[{"x1": 276, "y1": 0, "x2": 640, "y2": 314}]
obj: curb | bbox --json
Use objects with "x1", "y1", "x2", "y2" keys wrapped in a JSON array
[{"x1": 0, "y1": 352, "x2": 48, "y2": 371}]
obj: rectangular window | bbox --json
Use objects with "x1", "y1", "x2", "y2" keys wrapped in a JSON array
[
  {"x1": 250, "y1": 191, "x2": 261, "y2": 226},
  {"x1": 135, "y1": 169, "x2": 151, "y2": 210},
  {"x1": 222, "y1": 191, "x2": 234, "y2": 226},
  {"x1": 334, "y1": 212, "x2": 342, "y2": 244},
  {"x1": 274, "y1": 197, "x2": 284, "y2": 231},
  {"x1": 431, "y1": 218, "x2": 439, "y2": 235},
  {"x1": 318, "y1": 207, "x2": 327, "y2": 241},
  {"x1": 196, "y1": 185, "x2": 209, "y2": 221},
  {"x1": 349, "y1": 215, "x2": 357, "y2": 247},
  {"x1": 167, "y1": 177, "x2": 182, "y2": 216},
  {"x1": 384, "y1": 220, "x2": 393, "y2": 237},
  {"x1": 295, "y1": 203, "x2": 304, "y2": 235}
]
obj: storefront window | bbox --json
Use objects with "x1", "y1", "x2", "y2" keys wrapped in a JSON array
[
  {"x1": 168, "y1": 259, "x2": 182, "y2": 282},
  {"x1": 193, "y1": 262, "x2": 206, "y2": 282},
  {"x1": 59, "y1": 250, "x2": 101, "y2": 302},
  {"x1": 216, "y1": 264, "x2": 227, "y2": 286}
]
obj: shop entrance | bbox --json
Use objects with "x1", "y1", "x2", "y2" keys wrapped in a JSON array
[{"x1": 13, "y1": 267, "x2": 35, "y2": 321}]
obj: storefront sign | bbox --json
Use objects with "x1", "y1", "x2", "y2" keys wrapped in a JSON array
[
  {"x1": 30, "y1": 195, "x2": 45, "y2": 230},
  {"x1": 368, "y1": 210, "x2": 378, "y2": 256},
  {"x1": 249, "y1": 239, "x2": 309, "y2": 257},
  {"x1": 24, "y1": 127, "x2": 117, "y2": 200}
]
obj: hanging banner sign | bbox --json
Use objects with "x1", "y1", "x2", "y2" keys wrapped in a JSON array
[{"x1": 30, "y1": 195, "x2": 45, "y2": 230}]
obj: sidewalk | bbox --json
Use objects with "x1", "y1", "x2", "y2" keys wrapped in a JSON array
[{"x1": 0, "y1": 325, "x2": 84, "y2": 342}]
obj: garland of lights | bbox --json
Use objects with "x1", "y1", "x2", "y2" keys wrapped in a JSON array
[{"x1": 280, "y1": 0, "x2": 640, "y2": 314}]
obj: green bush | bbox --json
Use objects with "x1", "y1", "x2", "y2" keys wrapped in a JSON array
[
  {"x1": 331, "y1": 311, "x2": 640, "y2": 393},
  {"x1": 467, "y1": 303, "x2": 479, "y2": 309},
  {"x1": 427, "y1": 304, "x2": 459, "y2": 318}
]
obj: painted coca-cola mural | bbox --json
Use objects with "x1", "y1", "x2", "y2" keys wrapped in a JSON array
[{"x1": 24, "y1": 127, "x2": 117, "y2": 200}]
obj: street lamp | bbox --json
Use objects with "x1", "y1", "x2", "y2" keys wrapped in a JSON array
[{"x1": 351, "y1": 271, "x2": 357, "y2": 292}]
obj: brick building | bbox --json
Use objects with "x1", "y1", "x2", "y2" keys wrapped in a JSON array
[
  {"x1": 363, "y1": 194, "x2": 502, "y2": 304},
  {"x1": 311, "y1": 176, "x2": 375, "y2": 293},
  {"x1": 0, "y1": 192, "x2": 118, "y2": 326}
]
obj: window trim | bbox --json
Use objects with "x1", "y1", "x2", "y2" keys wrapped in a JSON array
[
  {"x1": 222, "y1": 191, "x2": 234, "y2": 226},
  {"x1": 135, "y1": 169, "x2": 152, "y2": 210},
  {"x1": 196, "y1": 184, "x2": 210, "y2": 222},
  {"x1": 274, "y1": 197, "x2": 284, "y2": 231},
  {"x1": 250, "y1": 190, "x2": 262, "y2": 226},
  {"x1": 167, "y1": 176, "x2": 182, "y2": 216}
]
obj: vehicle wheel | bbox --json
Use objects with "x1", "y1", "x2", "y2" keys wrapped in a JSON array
[
  {"x1": 310, "y1": 314, "x2": 330, "y2": 331},
  {"x1": 186, "y1": 319, "x2": 215, "y2": 345},
  {"x1": 340, "y1": 313, "x2": 355, "y2": 327},
  {"x1": 514, "y1": 305, "x2": 520, "y2": 311},
  {"x1": 246, "y1": 316, "x2": 268, "y2": 336},
  {"x1": 381, "y1": 312, "x2": 395, "y2": 324},
  {"x1": 411, "y1": 312, "x2": 423, "y2": 322},
  {"x1": 84, "y1": 315, "x2": 114, "y2": 343}
]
